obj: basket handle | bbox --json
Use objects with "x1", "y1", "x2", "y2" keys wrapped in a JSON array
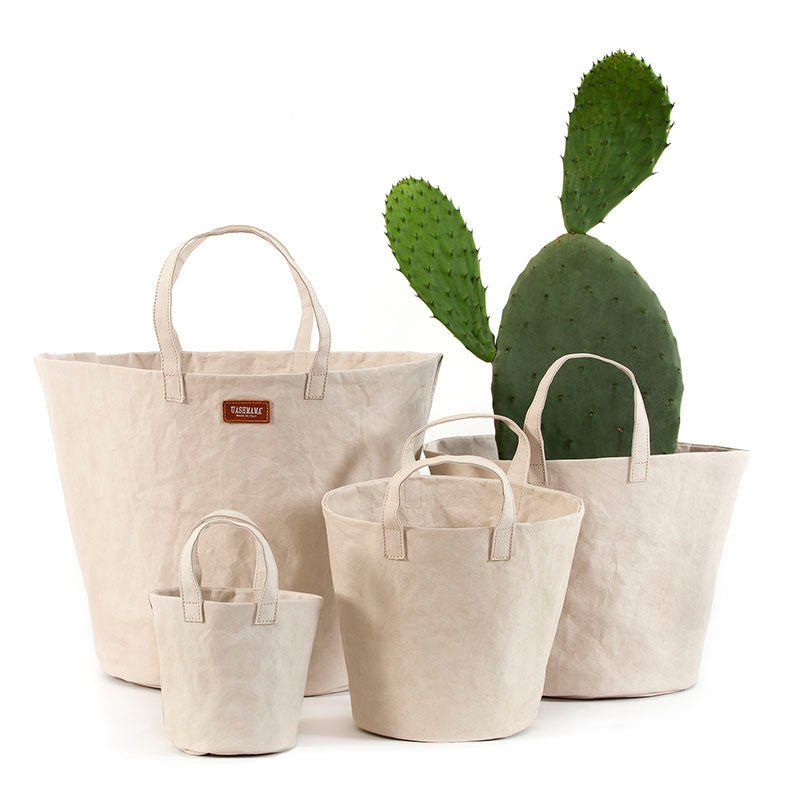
[
  {"x1": 190, "y1": 508, "x2": 271, "y2": 590},
  {"x1": 179, "y1": 509, "x2": 279, "y2": 625},
  {"x1": 164, "y1": 235, "x2": 316, "y2": 359},
  {"x1": 523, "y1": 353, "x2": 651, "y2": 485},
  {"x1": 153, "y1": 225, "x2": 331, "y2": 403},
  {"x1": 381, "y1": 455, "x2": 517, "y2": 562},
  {"x1": 400, "y1": 413, "x2": 531, "y2": 487}
]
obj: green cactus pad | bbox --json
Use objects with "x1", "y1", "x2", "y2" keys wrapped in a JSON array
[
  {"x1": 562, "y1": 52, "x2": 672, "y2": 234},
  {"x1": 385, "y1": 178, "x2": 496, "y2": 361},
  {"x1": 492, "y1": 233, "x2": 682, "y2": 460}
]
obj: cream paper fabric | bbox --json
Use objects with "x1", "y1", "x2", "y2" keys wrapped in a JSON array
[
  {"x1": 36, "y1": 225, "x2": 441, "y2": 694},
  {"x1": 150, "y1": 510, "x2": 322, "y2": 755},
  {"x1": 323, "y1": 449, "x2": 584, "y2": 742},
  {"x1": 422, "y1": 354, "x2": 748, "y2": 698}
]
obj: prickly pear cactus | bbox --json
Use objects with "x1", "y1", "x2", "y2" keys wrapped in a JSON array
[
  {"x1": 384, "y1": 51, "x2": 683, "y2": 462},
  {"x1": 385, "y1": 178, "x2": 496, "y2": 361},
  {"x1": 491, "y1": 234, "x2": 682, "y2": 460},
  {"x1": 492, "y1": 52, "x2": 679, "y2": 459},
  {"x1": 562, "y1": 52, "x2": 672, "y2": 234}
]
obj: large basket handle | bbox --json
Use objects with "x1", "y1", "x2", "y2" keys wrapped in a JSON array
[
  {"x1": 523, "y1": 353, "x2": 651, "y2": 485},
  {"x1": 169, "y1": 229, "x2": 316, "y2": 360},
  {"x1": 179, "y1": 509, "x2": 279, "y2": 625},
  {"x1": 400, "y1": 413, "x2": 531, "y2": 487},
  {"x1": 153, "y1": 225, "x2": 331, "y2": 403},
  {"x1": 381, "y1": 455, "x2": 517, "y2": 563}
]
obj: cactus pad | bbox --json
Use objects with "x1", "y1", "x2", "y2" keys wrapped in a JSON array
[
  {"x1": 562, "y1": 52, "x2": 672, "y2": 234},
  {"x1": 385, "y1": 178, "x2": 496, "y2": 361},
  {"x1": 492, "y1": 233, "x2": 682, "y2": 460}
]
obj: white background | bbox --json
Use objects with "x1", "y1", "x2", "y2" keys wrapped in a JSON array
[{"x1": 2, "y1": 1, "x2": 798, "y2": 798}]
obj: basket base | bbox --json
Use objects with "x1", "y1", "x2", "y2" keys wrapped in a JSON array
[
  {"x1": 543, "y1": 682, "x2": 696, "y2": 700},
  {"x1": 353, "y1": 714, "x2": 537, "y2": 744}
]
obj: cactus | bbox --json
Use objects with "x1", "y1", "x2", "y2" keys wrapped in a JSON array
[
  {"x1": 384, "y1": 52, "x2": 683, "y2": 461},
  {"x1": 561, "y1": 52, "x2": 672, "y2": 234},
  {"x1": 491, "y1": 235, "x2": 681, "y2": 460},
  {"x1": 385, "y1": 178, "x2": 496, "y2": 361}
]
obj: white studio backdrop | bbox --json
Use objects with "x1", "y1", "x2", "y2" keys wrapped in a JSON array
[{"x1": 1, "y1": 1, "x2": 798, "y2": 798}]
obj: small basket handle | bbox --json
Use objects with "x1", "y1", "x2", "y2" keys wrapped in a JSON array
[
  {"x1": 381, "y1": 455, "x2": 518, "y2": 563},
  {"x1": 178, "y1": 509, "x2": 279, "y2": 625}
]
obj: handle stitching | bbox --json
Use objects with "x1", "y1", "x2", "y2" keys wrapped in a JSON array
[
  {"x1": 180, "y1": 540, "x2": 204, "y2": 623},
  {"x1": 304, "y1": 367, "x2": 329, "y2": 400},
  {"x1": 489, "y1": 521, "x2": 515, "y2": 561},
  {"x1": 160, "y1": 243, "x2": 190, "y2": 402},
  {"x1": 380, "y1": 479, "x2": 405, "y2": 560},
  {"x1": 255, "y1": 599, "x2": 278, "y2": 625}
]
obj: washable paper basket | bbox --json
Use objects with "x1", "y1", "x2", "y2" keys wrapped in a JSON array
[
  {"x1": 150, "y1": 510, "x2": 322, "y2": 756},
  {"x1": 421, "y1": 354, "x2": 749, "y2": 698},
  {"x1": 37, "y1": 225, "x2": 441, "y2": 693},
  {"x1": 323, "y1": 442, "x2": 584, "y2": 742}
]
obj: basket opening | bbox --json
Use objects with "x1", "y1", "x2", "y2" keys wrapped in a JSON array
[{"x1": 325, "y1": 475, "x2": 582, "y2": 529}]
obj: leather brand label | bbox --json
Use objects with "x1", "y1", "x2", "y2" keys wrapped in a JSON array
[{"x1": 222, "y1": 400, "x2": 270, "y2": 424}]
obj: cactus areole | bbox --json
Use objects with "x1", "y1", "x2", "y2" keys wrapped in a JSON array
[{"x1": 384, "y1": 52, "x2": 682, "y2": 461}]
